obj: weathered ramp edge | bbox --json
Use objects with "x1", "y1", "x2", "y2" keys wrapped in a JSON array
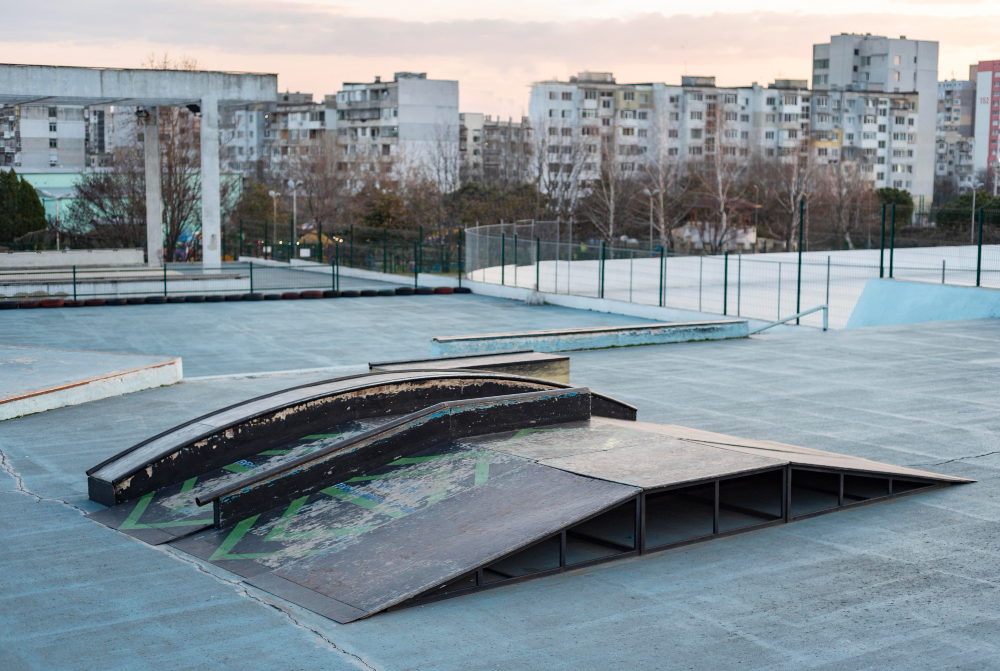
[
  {"x1": 369, "y1": 351, "x2": 572, "y2": 384},
  {"x1": 87, "y1": 370, "x2": 636, "y2": 507},
  {"x1": 254, "y1": 462, "x2": 640, "y2": 621},
  {"x1": 590, "y1": 418, "x2": 973, "y2": 484},
  {"x1": 201, "y1": 388, "x2": 593, "y2": 528}
]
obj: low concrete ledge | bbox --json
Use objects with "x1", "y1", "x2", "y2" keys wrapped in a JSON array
[
  {"x1": 371, "y1": 350, "x2": 571, "y2": 384},
  {"x1": 0, "y1": 347, "x2": 182, "y2": 421},
  {"x1": 431, "y1": 320, "x2": 748, "y2": 356}
]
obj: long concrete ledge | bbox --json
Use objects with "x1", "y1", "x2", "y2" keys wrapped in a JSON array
[
  {"x1": 0, "y1": 346, "x2": 181, "y2": 421},
  {"x1": 431, "y1": 320, "x2": 748, "y2": 356}
]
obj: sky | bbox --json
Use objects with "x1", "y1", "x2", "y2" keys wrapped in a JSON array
[{"x1": 4, "y1": 0, "x2": 999, "y2": 117}]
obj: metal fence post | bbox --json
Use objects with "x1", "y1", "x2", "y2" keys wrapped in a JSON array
[
  {"x1": 889, "y1": 203, "x2": 896, "y2": 279},
  {"x1": 413, "y1": 241, "x2": 419, "y2": 288},
  {"x1": 418, "y1": 226, "x2": 423, "y2": 275},
  {"x1": 239, "y1": 218, "x2": 243, "y2": 258},
  {"x1": 317, "y1": 221, "x2": 323, "y2": 264},
  {"x1": 350, "y1": 224, "x2": 354, "y2": 268},
  {"x1": 599, "y1": 240, "x2": 606, "y2": 299},
  {"x1": 536, "y1": 237, "x2": 542, "y2": 292},
  {"x1": 382, "y1": 229, "x2": 387, "y2": 273},
  {"x1": 737, "y1": 250, "x2": 742, "y2": 317},
  {"x1": 658, "y1": 250, "x2": 664, "y2": 307},
  {"x1": 879, "y1": 203, "x2": 885, "y2": 278},
  {"x1": 514, "y1": 234, "x2": 518, "y2": 287},
  {"x1": 977, "y1": 207, "x2": 983, "y2": 287},
  {"x1": 501, "y1": 233, "x2": 506, "y2": 286},
  {"x1": 723, "y1": 251, "x2": 729, "y2": 315},
  {"x1": 942, "y1": 259, "x2": 946, "y2": 284},
  {"x1": 629, "y1": 250, "x2": 634, "y2": 302},
  {"x1": 264, "y1": 221, "x2": 269, "y2": 259},
  {"x1": 249, "y1": 262, "x2": 254, "y2": 294},
  {"x1": 73, "y1": 265, "x2": 77, "y2": 301},
  {"x1": 796, "y1": 198, "x2": 804, "y2": 324},
  {"x1": 334, "y1": 241, "x2": 340, "y2": 291},
  {"x1": 777, "y1": 262, "x2": 782, "y2": 320},
  {"x1": 826, "y1": 255, "x2": 831, "y2": 310},
  {"x1": 163, "y1": 263, "x2": 167, "y2": 296},
  {"x1": 458, "y1": 229, "x2": 463, "y2": 288}
]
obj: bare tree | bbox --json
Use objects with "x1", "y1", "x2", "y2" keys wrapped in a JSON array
[
  {"x1": 758, "y1": 134, "x2": 820, "y2": 250},
  {"x1": 689, "y1": 94, "x2": 751, "y2": 253},
  {"x1": 65, "y1": 144, "x2": 146, "y2": 248},
  {"x1": 531, "y1": 116, "x2": 587, "y2": 221},
  {"x1": 818, "y1": 160, "x2": 878, "y2": 250},
  {"x1": 644, "y1": 89, "x2": 692, "y2": 250},
  {"x1": 576, "y1": 118, "x2": 643, "y2": 243}
]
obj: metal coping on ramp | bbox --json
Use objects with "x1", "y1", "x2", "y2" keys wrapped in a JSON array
[
  {"x1": 369, "y1": 350, "x2": 571, "y2": 384},
  {"x1": 87, "y1": 370, "x2": 636, "y2": 507},
  {"x1": 430, "y1": 320, "x2": 749, "y2": 356},
  {"x1": 85, "y1": 377, "x2": 969, "y2": 624}
]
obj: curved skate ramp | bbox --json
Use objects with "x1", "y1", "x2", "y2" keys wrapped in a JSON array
[{"x1": 86, "y1": 373, "x2": 970, "y2": 623}]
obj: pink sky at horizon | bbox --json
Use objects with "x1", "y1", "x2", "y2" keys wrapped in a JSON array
[{"x1": 3, "y1": 1, "x2": 998, "y2": 117}]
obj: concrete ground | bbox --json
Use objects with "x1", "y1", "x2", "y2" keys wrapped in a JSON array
[
  {"x1": 0, "y1": 294, "x2": 655, "y2": 377},
  {"x1": 0, "y1": 295, "x2": 997, "y2": 670}
]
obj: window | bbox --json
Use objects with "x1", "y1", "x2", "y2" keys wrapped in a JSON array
[
  {"x1": 878, "y1": 124, "x2": 887, "y2": 133},
  {"x1": 581, "y1": 126, "x2": 598, "y2": 136},
  {"x1": 766, "y1": 97, "x2": 776, "y2": 106},
  {"x1": 817, "y1": 114, "x2": 831, "y2": 123},
  {"x1": 690, "y1": 111, "x2": 703, "y2": 120},
  {"x1": 741, "y1": 114, "x2": 749, "y2": 122},
  {"x1": 548, "y1": 92, "x2": 557, "y2": 100},
  {"x1": 638, "y1": 111, "x2": 648, "y2": 120},
  {"x1": 602, "y1": 100, "x2": 612, "y2": 109},
  {"x1": 669, "y1": 112, "x2": 680, "y2": 121},
  {"x1": 784, "y1": 95, "x2": 797, "y2": 105},
  {"x1": 581, "y1": 109, "x2": 598, "y2": 118},
  {"x1": 766, "y1": 114, "x2": 776, "y2": 123},
  {"x1": 49, "y1": 138, "x2": 57, "y2": 148},
  {"x1": 561, "y1": 128, "x2": 572, "y2": 136},
  {"x1": 602, "y1": 118, "x2": 611, "y2": 126},
  {"x1": 724, "y1": 112, "x2": 738, "y2": 121},
  {"x1": 622, "y1": 127, "x2": 635, "y2": 136},
  {"x1": 878, "y1": 140, "x2": 886, "y2": 148},
  {"x1": 562, "y1": 110, "x2": 571, "y2": 118},
  {"x1": 640, "y1": 94, "x2": 648, "y2": 103},
  {"x1": 815, "y1": 96, "x2": 828, "y2": 107},
  {"x1": 787, "y1": 129, "x2": 798, "y2": 139},
  {"x1": 817, "y1": 148, "x2": 827, "y2": 156},
  {"x1": 782, "y1": 114, "x2": 798, "y2": 122},
  {"x1": 48, "y1": 106, "x2": 57, "y2": 117},
  {"x1": 548, "y1": 110, "x2": 556, "y2": 118},
  {"x1": 668, "y1": 147, "x2": 679, "y2": 156},
  {"x1": 623, "y1": 92, "x2": 635, "y2": 101},
  {"x1": 638, "y1": 128, "x2": 647, "y2": 138},
  {"x1": 893, "y1": 55, "x2": 900, "y2": 65},
  {"x1": 689, "y1": 93, "x2": 703, "y2": 102},
  {"x1": 893, "y1": 72, "x2": 900, "y2": 82},
  {"x1": 691, "y1": 128, "x2": 702, "y2": 139},
  {"x1": 724, "y1": 94, "x2": 737, "y2": 104},
  {"x1": 562, "y1": 92, "x2": 573, "y2": 101},
  {"x1": 585, "y1": 89, "x2": 597, "y2": 100},
  {"x1": 689, "y1": 146, "x2": 702, "y2": 155},
  {"x1": 668, "y1": 129, "x2": 678, "y2": 138},
  {"x1": 49, "y1": 123, "x2": 57, "y2": 132},
  {"x1": 669, "y1": 96, "x2": 678, "y2": 103},
  {"x1": 548, "y1": 127, "x2": 558, "y2": 136},
  {"x1": 620, "y1": 110, "x2": 636, "y2": 119},
  {"x1": 766, "y1": 148, "x2": 775, "y2": 157},
  {"x1": 765, "y1": 131, "x2": 775, "y2": 139},
  {"x1": 814, "y1": 59, "x2": 829, "y2": 69}
]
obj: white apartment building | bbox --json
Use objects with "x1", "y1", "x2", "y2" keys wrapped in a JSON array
[
  {"x1": 812, "y1": 33, "x2": 938, "y2": 204},
  {"x1": 459, "y1": 113, "x2": 532, "y2": 185},
  {"x1": 326, "y1": 72, "x2": 459, "y2": 188},
  {"x1": 0, "y1": 104, "x2": 86, "y2": 171}
]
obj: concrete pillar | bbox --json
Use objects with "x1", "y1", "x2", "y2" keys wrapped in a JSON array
[
  {"x1": 143, "y1": 109, "x2": 164, "y2": 266},
  {"x1": 200, "y1": 95, "x2": 221, "y2": 268}
]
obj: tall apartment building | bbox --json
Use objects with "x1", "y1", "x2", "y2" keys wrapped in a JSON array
[
  {"x1": 326, "y1": 73, "x2": 459, "y2": 188},
  {"x1": 0, "y1": 104, "x2": 86, "y2": 171},
  {"x1": 935, "y1": 74, "x2": 976, "y2": 192},
  {"x1": 528, "y1": 70, "x2": 927, "y2": 207},
  {"x1": 972, "y1": 59, "x2": 1000, "y2": 179},
  {"x1": 812, "y1": 33, "x2": 938, "y2": 204},
  {"x1": 459, "y1": 113, "x2": 532, "y2": 185}
]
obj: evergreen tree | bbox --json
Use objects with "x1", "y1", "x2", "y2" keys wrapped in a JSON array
[{"x1": 0, "y1": 169, "x2": 47, "y2": 241}]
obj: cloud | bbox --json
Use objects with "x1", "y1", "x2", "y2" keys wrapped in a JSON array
[{"x1": 4, "y1": 1, "x2": 999, "y2": 115}]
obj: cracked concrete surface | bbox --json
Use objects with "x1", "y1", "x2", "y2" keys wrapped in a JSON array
[{"x1": 0, "y1": 309, "x2": 998, "y2": 670}]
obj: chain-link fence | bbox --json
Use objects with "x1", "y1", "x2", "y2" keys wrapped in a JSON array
[{"x1": 465, "y1": 208, "x2": 1000, "y2": 330}]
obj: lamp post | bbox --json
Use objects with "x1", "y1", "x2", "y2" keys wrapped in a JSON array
[
  {"x1": 268, "y1": 190, "x2": 281, "y2": 259},
  {"x1": 287, "y1": 179, "x2": 302, "y2": 255},
  {"x1": 642, "y1": 188, "x2": 660, "y2": 252},
  {"x1": 37, "y1": 189, "x2": 72, "y2": 251}
]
